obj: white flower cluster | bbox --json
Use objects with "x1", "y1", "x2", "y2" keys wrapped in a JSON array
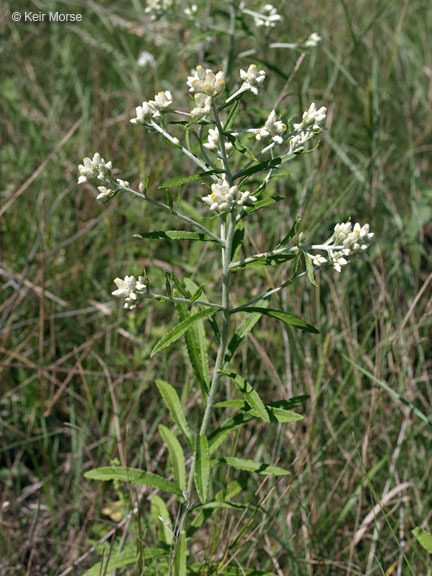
[
  {"x1": 304, "y1": 33, "x2": 322, "y2": 47},
  {"x1": 184, "y1": 4, "x2": 197, "y2": 16},
  {"x1": 112, "y1": 275, "x2": 147, "y2": 310},
  {"x1": 330, "y1": 222, "x2": 374, "y2": 272},
  {"x1": 130, "y1": 90, "x2": 173, "y2": 124},
  {"x1": 253, "y1": 4, "x2": 282, "y2": 27},
  {"x1": 145, "y1": 0, "x2": 174, "y2": 19},
  {"x1": 78, "y1": 153, "x2": 112, "y2": 184},
  {"x1": 202, "y1": 177, "x2": 257, "y2": 212},
  {"x1": 137, "y1": 51, "x2": 156, "y2": 69},
  {"x1": 187, "y1": 66, "x2": 225, "y2": 119},
  {"x1": 204, "y1": 128, "x2": 233, "y2": 152},
  {"x1": 254, "y1": 110, "x2": 286, "y2": 144},
  {"x1": 290, "y1": 102, "x2": 327, "y2": 152},
  {"x1": 240, "y1": 64, "x2": 266, "y2": 95}
]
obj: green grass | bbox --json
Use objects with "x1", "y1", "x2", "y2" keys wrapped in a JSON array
[{"x1": 1, "y1": 0, "x2": 431, "y2": 574}]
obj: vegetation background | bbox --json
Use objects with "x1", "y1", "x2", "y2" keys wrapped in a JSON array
[{"x1": 1, "y1": 0, "x2": 431, "y2": 574}]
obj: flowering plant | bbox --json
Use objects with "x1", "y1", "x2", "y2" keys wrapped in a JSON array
[{"x1": 78, "y1": 14, "x2": 373, "y2": 574}]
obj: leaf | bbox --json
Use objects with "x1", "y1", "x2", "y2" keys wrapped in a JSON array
[
  {"x1": 230, "y1": 252, "x2": 296, "y2": 271},
  {"x1": 158, "y1": 171, "x2": 221, "y2": 189},
  {"x1": 234, "y1": 157, "x2": 282, "y2": 180},
  {"x1": 223, "y1": 99, "x2": 241, "y2": 131},
  {"x1": 237, "y1": 307, "x2": 319, "y2": 334},
  {"x1": 189, "y1": 564, "x2": 278, "y2": 576},
  {"x1": 215, "y1": 398, "x2": 307, "y2": 423},
  {"x1": 151, "y1": 307, "x2": 220, "y2": 357},
  {"x1": 241, "y1": 194, "x2": 287, "y2": 217},
  {"x1": 276, "y1": 216, "x2": 301, "y2": 249},
  {"x1": 194, "y1": 434, "x2": 210, "y2": 503},
  {"x1": 174, "y1": 531, "x2": 187, "y2": 576},
  {"x1": 84, "y1": 467, "x2": 182, "y2": 496},
  {"x1": 159, "y1": 425, "x2": 186, "y2": 491},
  {"x1": 231, "y1": 221, "x2": 245, "y2": 261},
  {"x1": 84, "y1": 546, "x2": 167, "y2": 576},
  {"x1": 134, "y1": 230, "x2": 220, "y2": 243},
  {"x1": 175, "y1": 294, "x2": 210, "y2": 396},
  {"x1": 304, "y1": 252, "x2": 317, "y2": 287},
  {"x1": 225, "y1": 300, "x2": 269, "y2": 363},
  {"x1": 155, "y1": 380, "x2": 193, "y2": 447},
  {"x1": 412, "y1": 527, "x2": 432, "y2": 553},
  {"x1": 219, "y1": 371, "x2": 270, "y2": 423},
  {"x1": 208, "y1": 413, "x2": 254, "y2": 454},
  {"x1": 150, "y1": 495, "x2": 173, "y2": 546},
  {"x1": 215, "y1": 457, "x2": 290, "y2": 476}
]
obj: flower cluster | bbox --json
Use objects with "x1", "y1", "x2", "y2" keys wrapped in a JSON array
[
  {"x1": 204, "y1": 128, "x2": 233, "y2": 152},
  {"x1": 304, "y1": 33, "x2": 322, "y2": 47},
  {"x1": 78, "y1": 153, "x2": 112, "y2": 184},
  {"x1": 333, "y1": 222, "x2": 374, "y2": 253},
  {"x1": 254, "y1": 110, "x2": 286, "y2": 144},
  {"x1": 130, "y1": 90, "x2": 173, "y2": 124},
  {"x1": 202, "y1": 177, "x2": 257, "y2": 212},
  {"x1": 290, "y1": 103, "x2": 327, "y2": 152},
  {"x1": 240, "y1": 64, "x2": 266, "y2": 95},
  {"x1": 187, "y1": 65, "x2": 225, "y2": 119},
  {"x1": 112, "y1": 275, "x2": 147, "y2": 310},
  {"x1": 253, "y1": 4, "x2": 282, "y2": 27},
  {"x1": 145, "y1": 0, "x2": 174, "y2": 20}
]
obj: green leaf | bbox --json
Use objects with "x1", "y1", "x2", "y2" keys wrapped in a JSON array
[
  {"x1": 158, "y1": 171, "x2": 221, "y2": 189},
  {"x1": 84, "y1": 546, "x2": 167, "y2": 576},
  {"x1": 194, "y1": 434, "x2": 210, "y2": 503},
  {"x1": 234, "y1": 157, "x2": 282, "y2": 180},
  {"x1": 223, "y1": 99, "x2": 241, "y2": 131},
  {"x1": 231, "y1": 221, "x2": 245, "y2": 261},
  {"x1": 134, "y1": 230, "x2": 220, "y2": 243},
  {"x1": 155, "y1": 380, "x2": 193, "y2": 447},
  {"x1": 159, "y1": 425, "x2": 186, "y2": 491},
  {"x1": 150, "y1": 495, "x2": 173, "y2": 546},
  {"x1": 208, "y1": 413, "x2": 254, "y2": 454},
  {"x1": 225, "y1": 300, "x2": 269, "y2": 363},
  {"x1": 238, "y1": 307, "x2": 319, "y2": 334},
  {"x1": 276, "y1": 216, "x2": 301, "y2": 249},
  {"x1": 230, "y1": 252, "x2": 296, "y2": 271},
  {"x1": 215, "y1": 457, "x2": 290, "y2": 476},
  {"x1": 84, "y1": 467, "x2": 182, "y2": 496},
  {"x1": 151, "y1": 307, "x2": 220, "y2": 357},
  {"x1": 215, "y1": 398, "x2": 306, "y2": 423},
  {"x1": 174, "y1": 531, "x2": 187, "y2": 576},
  {"x1": 189, "y1": 564, "x2": 277, "y2": 576},
  {"x1": 412, "y1": 527, "x2": 432, "y2": 553},
  {"x1": 220, "y1": 371, "x2": 270, "y2": 423},
  {"x1": 241, "y1": 194, "x2": 287, "y2": 218},
  {"x1": 175, "y1": 298, "x2": 210, "y2": 396},
  {"x1": 304, "y1": 252, "x2": 317, "y2": 287}
]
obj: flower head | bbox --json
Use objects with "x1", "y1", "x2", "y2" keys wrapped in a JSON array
[
  {"x1": 253, "y1": 4, "x2": 282, "y2": 28},
  {"x1": 304, "y1": 33, "x2": 322, "y2": 47},
  {"x1": 145, "y1": 0, "x2": 174, "y2": 19},
  {"x1": 187, "y1": 66, "x2": 225, "y2": 96},
  {"x1": 190, "y1": 93, "x2": 212, "y2": 119},
  {"x1": 330, "y1": 221, "x2": 374, "y2": 271},
  {"x1": 112, "y1": 275, "x2": 147, "y2": 310},
  {"x1": 202, "y1": 177, "x2": 256, "y2": 212},
  {"x1": 300, "y1": 102, "x2": 327, "y2": 130},
  {"x1": 204, "y1": 128, "x2": 233, "y2": 151},
  {"x1": 78, "y1": 153, "x2": 112, "y2": 184},
  {"x1": 131, "y1": 91, "x2": 173, "y2": 124},
  {"x1": 255, "y1": 110, "x2": 286, "y2": 144},
  {"x1": 240, "y1": 64, "x2": 266, "y2": 95}
]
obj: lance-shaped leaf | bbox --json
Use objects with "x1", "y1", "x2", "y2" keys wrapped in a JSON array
[
  {"x1": 156, "y1": 380, "x2": 193, "y2": 447},
  {"x1": 158, "y1": 170, "x2": 221, "y2": 189},
  {"x1": 276, "y1": 216, "x2": 301, "y2": 249},
  {"x1": 241, "y1": 195, "x2": 286, "y2": 217},
  {"x1": 215, "y1": 399, "x2": 305, "y2": 423},
  {"x1": 134, "y1": 230, "x2": 220, "y2": 243},
  {"x1": 175, "y1": 300, "x2": 209, "y2": 396},
  {"x1": 84, "y1": 546, "x2": 167, "y2": 576},
  {"x1": 225, "y1": 300, "x2": 269, "y2": 363},
  {"x1": 304, "y1": 252, "x2": 317, "y2": 287},
  {"x1": 230, "y1": 252, "x2": 296, "y2": 271},
  {"x1": 150, "y1": 495, "x2": 173, "y2": 546},
  {"x1": 219, "y1": 371, "x2": 270, "y2": 423},
  {"x1": 151, "y1": 307, "x2": 221, "y2": 357},
  {"x1": 84, "y1": 467, "x2": 182, "y2": 497},
  {"x1": 236, "y1": 307, "x2": 319, "y2": 334},
  {"x1": 208, "y1": 413, "x2": 254, "y2": 455},
  {"x1": 412, "y1": 527, "x2": 432, "y2": 553},
  {"x1": 174, "y1": 531, "x2": 187, "y2": 576},
  {"x1": 194, "y1": 434, "x2": 210, "y2": 503},
  {"x1": 234, "y1": 157, "x2": 282, "y2": 180},
  {"x1": 159, "y1": 425, "x2": 186, "y2": 491},
  {"x1": 214, "y1": 457, "x2": 290, "y2": 476}
]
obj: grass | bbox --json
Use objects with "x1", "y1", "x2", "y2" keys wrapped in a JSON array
[{"x1": 1, "y1": 0, "x2": 431, "y2": 574}]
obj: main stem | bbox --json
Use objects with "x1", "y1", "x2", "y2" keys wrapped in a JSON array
[{"x1": 173, "y1": 211, "x2": 236, "y2": 566}]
